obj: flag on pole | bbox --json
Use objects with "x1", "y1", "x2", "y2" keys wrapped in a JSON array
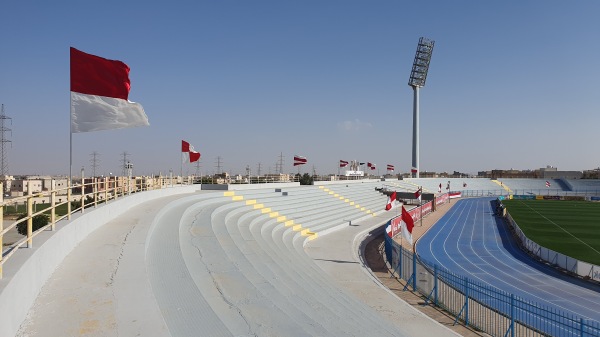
[
  {"x1": 387, "y1": 164, "x2": 394, "y2": 171},
  {"x1": 182, "y1": 140, "x2": 201, "y2": 163},
  {"x1": 359, "y1": 162, "x2": 365, "y2": 166},
  {"x1": 367, "y1": 162, "x2": 376, "y2": 170},
  {"x1": 385, "y1": 191, "x2": 397, "y2": 211},
  {"x1": 545, "y1": 180, "x2": 551, "y2": 188},
  {"x1": 385, "y1": 223, "x2": 393, "y2": 238},
  {"x1": 339, "y1": 160, "x2": 349, "y2": 168},
  {"x1": 401, "y1": 205, "x2": 414, "y2": 245},
  {"x1": 294, "y1": 155, "x2": 307, "y2": 166},
  {"x1": 414, "y1": 187, "x2": 422, "y2": 202},
  {"x1": 411, "y1": 167, "x2": 418, "y2": 174},
  {"x1": 70, "y1": 47, "x2": 149, "y2": 133}
]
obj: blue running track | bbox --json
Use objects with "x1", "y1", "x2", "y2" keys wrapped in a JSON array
[{"x1": 416, "y1": 197, "x2": 600, "y2": 327}]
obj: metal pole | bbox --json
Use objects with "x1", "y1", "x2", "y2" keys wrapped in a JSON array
[{"x1": 411, "y1": 86, "x2": 420, "y2": 178}]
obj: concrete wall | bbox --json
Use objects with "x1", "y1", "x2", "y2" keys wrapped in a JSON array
[{"x1": 0, "y1": 185, "x2": 199, "y2": 337}]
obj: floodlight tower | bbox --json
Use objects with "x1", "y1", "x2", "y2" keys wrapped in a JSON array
[{"x1": 408, "y1": 37, "x2": 435, "y2": 178}]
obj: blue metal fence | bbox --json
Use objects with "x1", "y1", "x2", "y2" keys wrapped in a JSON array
[{"x1": 384, "y1": 235, "x2": 600, "y2": 337}]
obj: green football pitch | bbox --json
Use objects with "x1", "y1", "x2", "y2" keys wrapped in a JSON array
[{"x1": 502, "y1": 199, "x2": 600, "y2": 266}]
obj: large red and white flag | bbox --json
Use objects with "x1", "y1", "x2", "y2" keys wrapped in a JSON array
[
  {"x1": 387, "y1": 164, "x2": 394, "y2": 171},
  {"x1": 339, "y1": 160, "x2": 349, "y2": 168},
  {"x1": 385, "y1": 191, "x2": 397, "y2": 211},
  {"x1": 401, "y1": 205, "x2": 415, "y2": 245},
  {"x1": 368, "y1": 162, "x2": 376, "y2": 170},
  {"x1": 414, "y1": 187, "x2": 422, "y2": 202},
  {"x1": 293, "y1": 155, "x2": 307, "y2": 166},
  {"x1": 70, "y1": 47, "x2": 149, "y2": 133},
  {"x1": 182, "y1": 140, "x2": 201, "y2": 163}
]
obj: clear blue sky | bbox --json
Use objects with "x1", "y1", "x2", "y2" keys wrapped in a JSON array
[{"x1": 1, "y1": 1, "x2": 599, "y2": 177}]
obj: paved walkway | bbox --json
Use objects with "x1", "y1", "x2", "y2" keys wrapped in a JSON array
[{"x1": 15, "y1": 193, "x2": 464, "y2": 337}]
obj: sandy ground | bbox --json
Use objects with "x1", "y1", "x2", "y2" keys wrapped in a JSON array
[{"x1": 364, "y1": 200, "x2": 490, "y2": 337}]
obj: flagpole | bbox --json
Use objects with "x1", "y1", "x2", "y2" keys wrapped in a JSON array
[
  {"x1": 420, "y1": 186, "x2": 423, "y2": 227},
  {"x1": 180, "y1": 151, "x2": 183, "y2": 184}
]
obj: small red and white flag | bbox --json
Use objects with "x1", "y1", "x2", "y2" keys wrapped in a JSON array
[
  {"x1": 546, "y1": 180, "x2": 551, "y2": 188},
  {"x1": 385, "y1": 191, "x2": 397, "y2": 211},
  {"x1": 387, "y1": 164, "x2": 394, "y2": 171},
  {"x1": 339, "y1": 160, "x2": 349, "y2": 168},
  {"x1": 294, "y1": 155, "x2": 307, "y2": 166},
  {"x1": 401, "y1": 205, "x2": 415, "y2": 245},
  {"x1": 70, "y1": 47, "x2": 149, "y2": 133},
  {"x1": 385, "y1": 223, "x2": 393, "y2": 238},
  {"x1": 368, "y1": 162, "x2": 376, "y2": 170},
  {"x1": 182, "y1": 140, "x2": 201, "y2": 163},
  {"x1": 414, "y1": 187, "x2": 422, "y2": 202}
]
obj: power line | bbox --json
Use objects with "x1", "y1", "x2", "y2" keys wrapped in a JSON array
[
  {"x1": 90, "y1": 151, "x2": 100, "y2": 177},
  {"x1": 121, "y1": 152, "x2": 130, "y2": 176},
  {"x1": 0, "y1": 104, "x2": 12, "y2": 176}
]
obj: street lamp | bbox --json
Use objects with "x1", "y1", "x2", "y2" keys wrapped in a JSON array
[{"x1": 408, "y1": 37, "x2": 435, "y2": 178}]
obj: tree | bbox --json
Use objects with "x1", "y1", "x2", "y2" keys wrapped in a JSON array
[
  {"x1": 299, "y1": 173, "x2": 313, "y2": 185},
  {"x1": 16, "y1": 213, "x2": 50, "y2": 236}
]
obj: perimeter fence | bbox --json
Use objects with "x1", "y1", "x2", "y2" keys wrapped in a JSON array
[{"x1": 384, "y1": 235, "x2": 600, "y2": 337}]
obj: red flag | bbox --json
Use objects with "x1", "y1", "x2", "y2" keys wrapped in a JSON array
[
  {"x1": 294, "y1": 155, "x2": 307, "y2": 166},
  {"x1": 385, "y1": 191, "x2": 397, "y2": 211},
  {"x1": 401, "y1": 205, "x2": 414, "y2": 245},
  {"x1": 546, "y1": 180, "x2": 551, "y2": 188},
  {"x1": 339, "y1": 160, "x2": 349, "y2": 168},
  {"x1": 368, "y1": 162, "x2": 376, "y2": 170},
  {"x1": 70, "y1": 47, "x2": 149, "y2": 133},
  {"x1": 182, "y1": 140, "x2": 201, "y2": 163},
  {"x1": 387, "y1": 164, "x2": 394, "y2": 171}
]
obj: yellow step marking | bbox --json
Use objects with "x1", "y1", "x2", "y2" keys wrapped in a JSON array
[
  {"x1": 319, "y1": 186, "x2": 324, "y2": 189},
  {"x1": 350, "y1": 202, "x2": 355, "y2": 206},
  {"x1": 338, "y1": 196, "x2": 344, "y2": 200},
  {"x1": 284, "y1": 220, "x2": 295, "y2": 227},
  {"x1": 328, "y1": 191, "x2": 334, "y2": 195},
  {"x1": 355, "y1": 205, "x2": 360, "y2": 208},
  {"x1": 232, "y1": 195, "x2": 243, "y2": 201},
  {"x1": 360, "y1": 207, "x2": 365, "y2": 211},
  {"x1": 333, "y1": 193, "x2": 339, "y2": 197},
  {"x1": 223, "y1": 191, "x2": 235, "y2": 197},
  {"x1": 269, "y1": 212, "x2": 279, "y2": 218},
  {"x1": 307, "y1": 233, "x2": 318, "y2": 240},
  {"x1": 245, "y1": 199, "x2": 256, "y2": 205},
  {"x1": 276, "y1": 216, "x2": 287, "y2": 222},
  {"x1": 261, "y1": 208, "x2": 272, "y2": 213},
  {"x1": 253, "y1": 203, "x2": 264, "y2": 209},
  {"x1": 344, "y1": 199, "x2": 349, "y2": 202},
  {"x1": 292, "y1": 224, "x2": 303, "y2": 231}
]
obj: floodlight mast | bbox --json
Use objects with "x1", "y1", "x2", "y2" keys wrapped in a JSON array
[{"x1": 408, "y1": 37, "x2": 434, "y2": 178}]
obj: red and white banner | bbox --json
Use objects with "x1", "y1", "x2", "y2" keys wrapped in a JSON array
[
  {"x1": 367, "y1": 162, "x2": 376, "y2": 170},
  {"x1": 339, "y1": 160, "x2": 349, "y2": 168},
  {"x1": 546, "y1": 180, "x2": 551, "y2": 188},
  {"x1": 387, "y1": 164, "x2": 394, "y2": 171},
  {"x1": 436, "y1": 193, "x2": 449, "y2": 205},
  {"x1": 182, "y1": 140, "x2": 201, "y2": 163},
  {"x1": 449, "y1": 192, "x2": 462, "y2": 199},
  {"x1": 411, "y1": 167, "x2": 418, "y2": 174},
  {"x1": 294, "y1": 155, "x2": 307, "y2": 166},
  {"x1": 70, "y1": 47, "x2": 149, "y2": 133}
]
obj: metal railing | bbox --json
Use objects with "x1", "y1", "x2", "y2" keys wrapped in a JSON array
[
  {"x1": 0, "y1": 175, "x2": 187, "y2": 279},
  {"x1": 385, "y1": 235, "x2": 600, "y2": 337}
]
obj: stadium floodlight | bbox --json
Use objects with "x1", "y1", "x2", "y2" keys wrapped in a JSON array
[{"x1": 408, "y1": 37, "x2": 435, "y2": 178}]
